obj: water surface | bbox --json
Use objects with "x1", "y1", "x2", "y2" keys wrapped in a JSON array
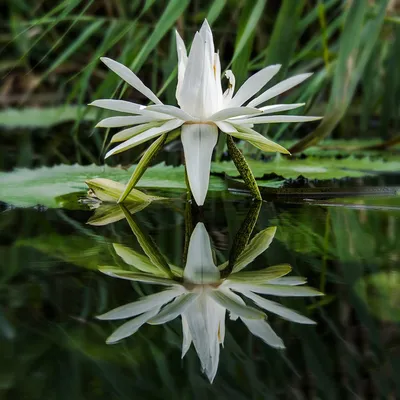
[{"x1": 0, "y1": 195, "x2": 399, "y2": 399}]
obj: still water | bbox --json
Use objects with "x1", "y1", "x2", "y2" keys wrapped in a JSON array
[{"x1": 0, "y1": 194, "x2": 399, "y2": 399}]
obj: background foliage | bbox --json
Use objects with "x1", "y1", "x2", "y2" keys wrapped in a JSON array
[{"x1": 0, "y1": 0, "x2": 399, "y2": 171}]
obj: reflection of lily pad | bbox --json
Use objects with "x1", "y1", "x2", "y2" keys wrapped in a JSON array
[
  {"x1": 354, "y1": 271, "x2": 400, "y2": 322},
  {"x1": 17, "y1": 235, "x2": 115, "y2": 270}
]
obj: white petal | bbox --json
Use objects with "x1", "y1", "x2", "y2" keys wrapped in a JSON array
[
  {"x1": 145, "y1": 105, "x2": 193, "y2": 121},
  {"x1": 181, "y1": 123, "x2": 218, "y2": 206},
  {"x1": 232, "y1": 115, "x2": 322, "y2": 124},
  {"x1": 248, "y1": 73, "x2": 312, "y2": 108},
  {"x1": 106, "y1": 307, "x2": 161, "y2": 344},
  {"x1": 179, "y1": 32, "x2": 217, "y2": 118},
  {"x1": 183, "y1": 223, "x2": 220, "y2": 284},
  {"x1": 181, "y1": 315, "x2": 192, "y2": 358},
  {"x1": 149, "y1": 293, "x2": 199, "y2": 324},
  {"x1": 215, "y1": 120, "x2": 238, "y2": 133},
  {"x1": 97, "y1": 288, "x2": 184, "y2": 320},
  {"x1": 213, "y1": 53, "x2": 224, "y2": 109},
  {"x1": 258, "y1": 103, "x2": 305, "y2": 114},
  {"x1": 96, "y1": 115, "x2": 158, "y2": 128},
  {"x1": 101, "y1": 57, "x2": 162, "y2": 105},
  {"x1": 229, "y1": 282, "x2": 323, "y2": 297},
  {"x1": 111, "y1": 121, "x2": 165, "y2": 143},
  {"x1": 111, "y1": 122, "x2": 162, "y2": 143},
  {"x1": 89, "y1": 99, "x2": 145, "y2": 114},
  {"x1": 242, "y1": 291, "x2": 316, "y2": 324},
  {"x1": 209, "y1": 107, "x2": 261, "y2": 121},
  {"x1": 175, "y1": 30, "x2": 188, "y2": 105},
  {"x1": 209, "y1": 289, "x2": 265, "y2": 320},
  {"x1": 229, "y1": 64, "x2": 281, "y2": 107},
  {"x1": 199, "y1": 19, "x2": 214, "y2": 61},
  {"x1": 105, "y1": 119, "x2": 184, "y2": 158},
  {"x1": 241, "y1": 318, "x2": 285, "y2": 349},
  {"x1": 223, "y1": 70, "x2": 236, "y2": 104}
]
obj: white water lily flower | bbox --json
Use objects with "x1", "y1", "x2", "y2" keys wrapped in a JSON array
[
  {"x1": 91, "y1": 20, "x2": 321, "y2": 206},
  {"x1": 98, "y1": 223, "x2": 322, "y2": 383}
]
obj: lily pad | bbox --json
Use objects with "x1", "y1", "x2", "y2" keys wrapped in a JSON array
[
  {"x1": 0, "y1": 106, "x2": 97, "y2": 128},
  {"x1": 212, "y1": 156, "x2": 400, "y2": 180},
  {"x1": 0, "y1": 163, "x2": 226, "y2": 208}
]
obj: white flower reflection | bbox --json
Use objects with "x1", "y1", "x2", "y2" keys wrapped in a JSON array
[
  {"x1": 98, "y1": 222, "x2": 322, "y2": 383},
  {"x1": 91, "y1": 20, "x2": 320, "y2": 206}
]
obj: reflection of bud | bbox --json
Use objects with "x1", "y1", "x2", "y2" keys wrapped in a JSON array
[{"x1": 97, "y1": 218, "x2": 323, "y2": 383}]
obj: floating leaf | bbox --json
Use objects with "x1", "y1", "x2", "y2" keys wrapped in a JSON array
[
  {"x1": 212, "y1": 157, "x2": 400, "y2": 180},
  {"x1": 0, "y1": 163, "x2": 226, "y2": 208},
  {"x1": 0, "y1": 106, "x2": 97, "y2": 128}
]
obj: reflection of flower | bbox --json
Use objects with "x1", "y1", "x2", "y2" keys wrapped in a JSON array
[
  {"x1": 98, "y1": 222, "x2": 322, "y2": 383},
  {"x1": 91, "y1": 20, "x2": 320, "y2": 205}
]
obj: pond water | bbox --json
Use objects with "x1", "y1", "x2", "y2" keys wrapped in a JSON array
[{"x1": 0, "y1": 193, "x2": 399, "y2": 399}]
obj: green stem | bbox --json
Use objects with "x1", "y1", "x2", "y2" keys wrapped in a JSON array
[{"x1": 226, "y1": 135, "x2": 262, "y2": 201}]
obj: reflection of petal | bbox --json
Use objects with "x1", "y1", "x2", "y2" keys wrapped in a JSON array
[
  {"x1": 209, "y1": 288, "x2": 264, "y2": 320},
  {"x1": 183, "y1": 223, "x2": 220, "y2": 284},
  {"x1": 97, "y1": 288, "x2": 184, "y2": 320},
  {"x1": 181, "y1": 315, "x2": 192, "y2": 358},
  {"x1": 229, "y1": 282, "x2": 323, "y2": 297},
  {"x1": 106, "y1": 307, "x2": 161, "y2": 344},
  {"x1": 241, "y1": 318, "x2": 285, "y2": 349},
  {"x1": 183, "y1": 293, "x2": 222, "y2": 383},
  {"x1": 181, "y1": 123, "x2": 218, "y2": 206},
  {"x1": 242, "y1": 290, "x2": 316, "y2": 324},
  {"x1": 149, "y1": 293, "x2": 199, "y2": 324}
]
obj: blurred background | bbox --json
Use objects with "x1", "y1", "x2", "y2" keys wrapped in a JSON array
[{"x1": 0, "y1": 0, "x2": 399, "y2": 171}]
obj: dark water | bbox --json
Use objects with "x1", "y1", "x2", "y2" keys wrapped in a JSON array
[{"x1": 0, "y1": 194, "x2": 399, "y2": 399}]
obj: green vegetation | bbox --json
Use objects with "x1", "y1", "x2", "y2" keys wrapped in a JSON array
[{"x1": 1, "y1": 0, "x2": 399, "y2": 171}]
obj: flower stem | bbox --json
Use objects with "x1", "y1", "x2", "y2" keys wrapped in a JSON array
[{"x1": 226, "y1": 135, "x2": 262, "y2": 201}]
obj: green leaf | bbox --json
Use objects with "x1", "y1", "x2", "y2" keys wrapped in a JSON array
[
  {"x1": 230, "y1": 0, "x2": 267, "y2": 65},
  {"x1": 0, "y1": 106, "x2": 96, "y2": 128},
  {"x1": 0, "y1": 163, "x2": 226, "y2": 208},
  {"x1": 212, "y1": 157, "x2": 400, "y2": 180},
  {"x1": 129, "y1": 0, "x2": 190, "y2": 72},
  {"x1": 118, "y1": 133, "x2": 168, "y2": 203}
]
